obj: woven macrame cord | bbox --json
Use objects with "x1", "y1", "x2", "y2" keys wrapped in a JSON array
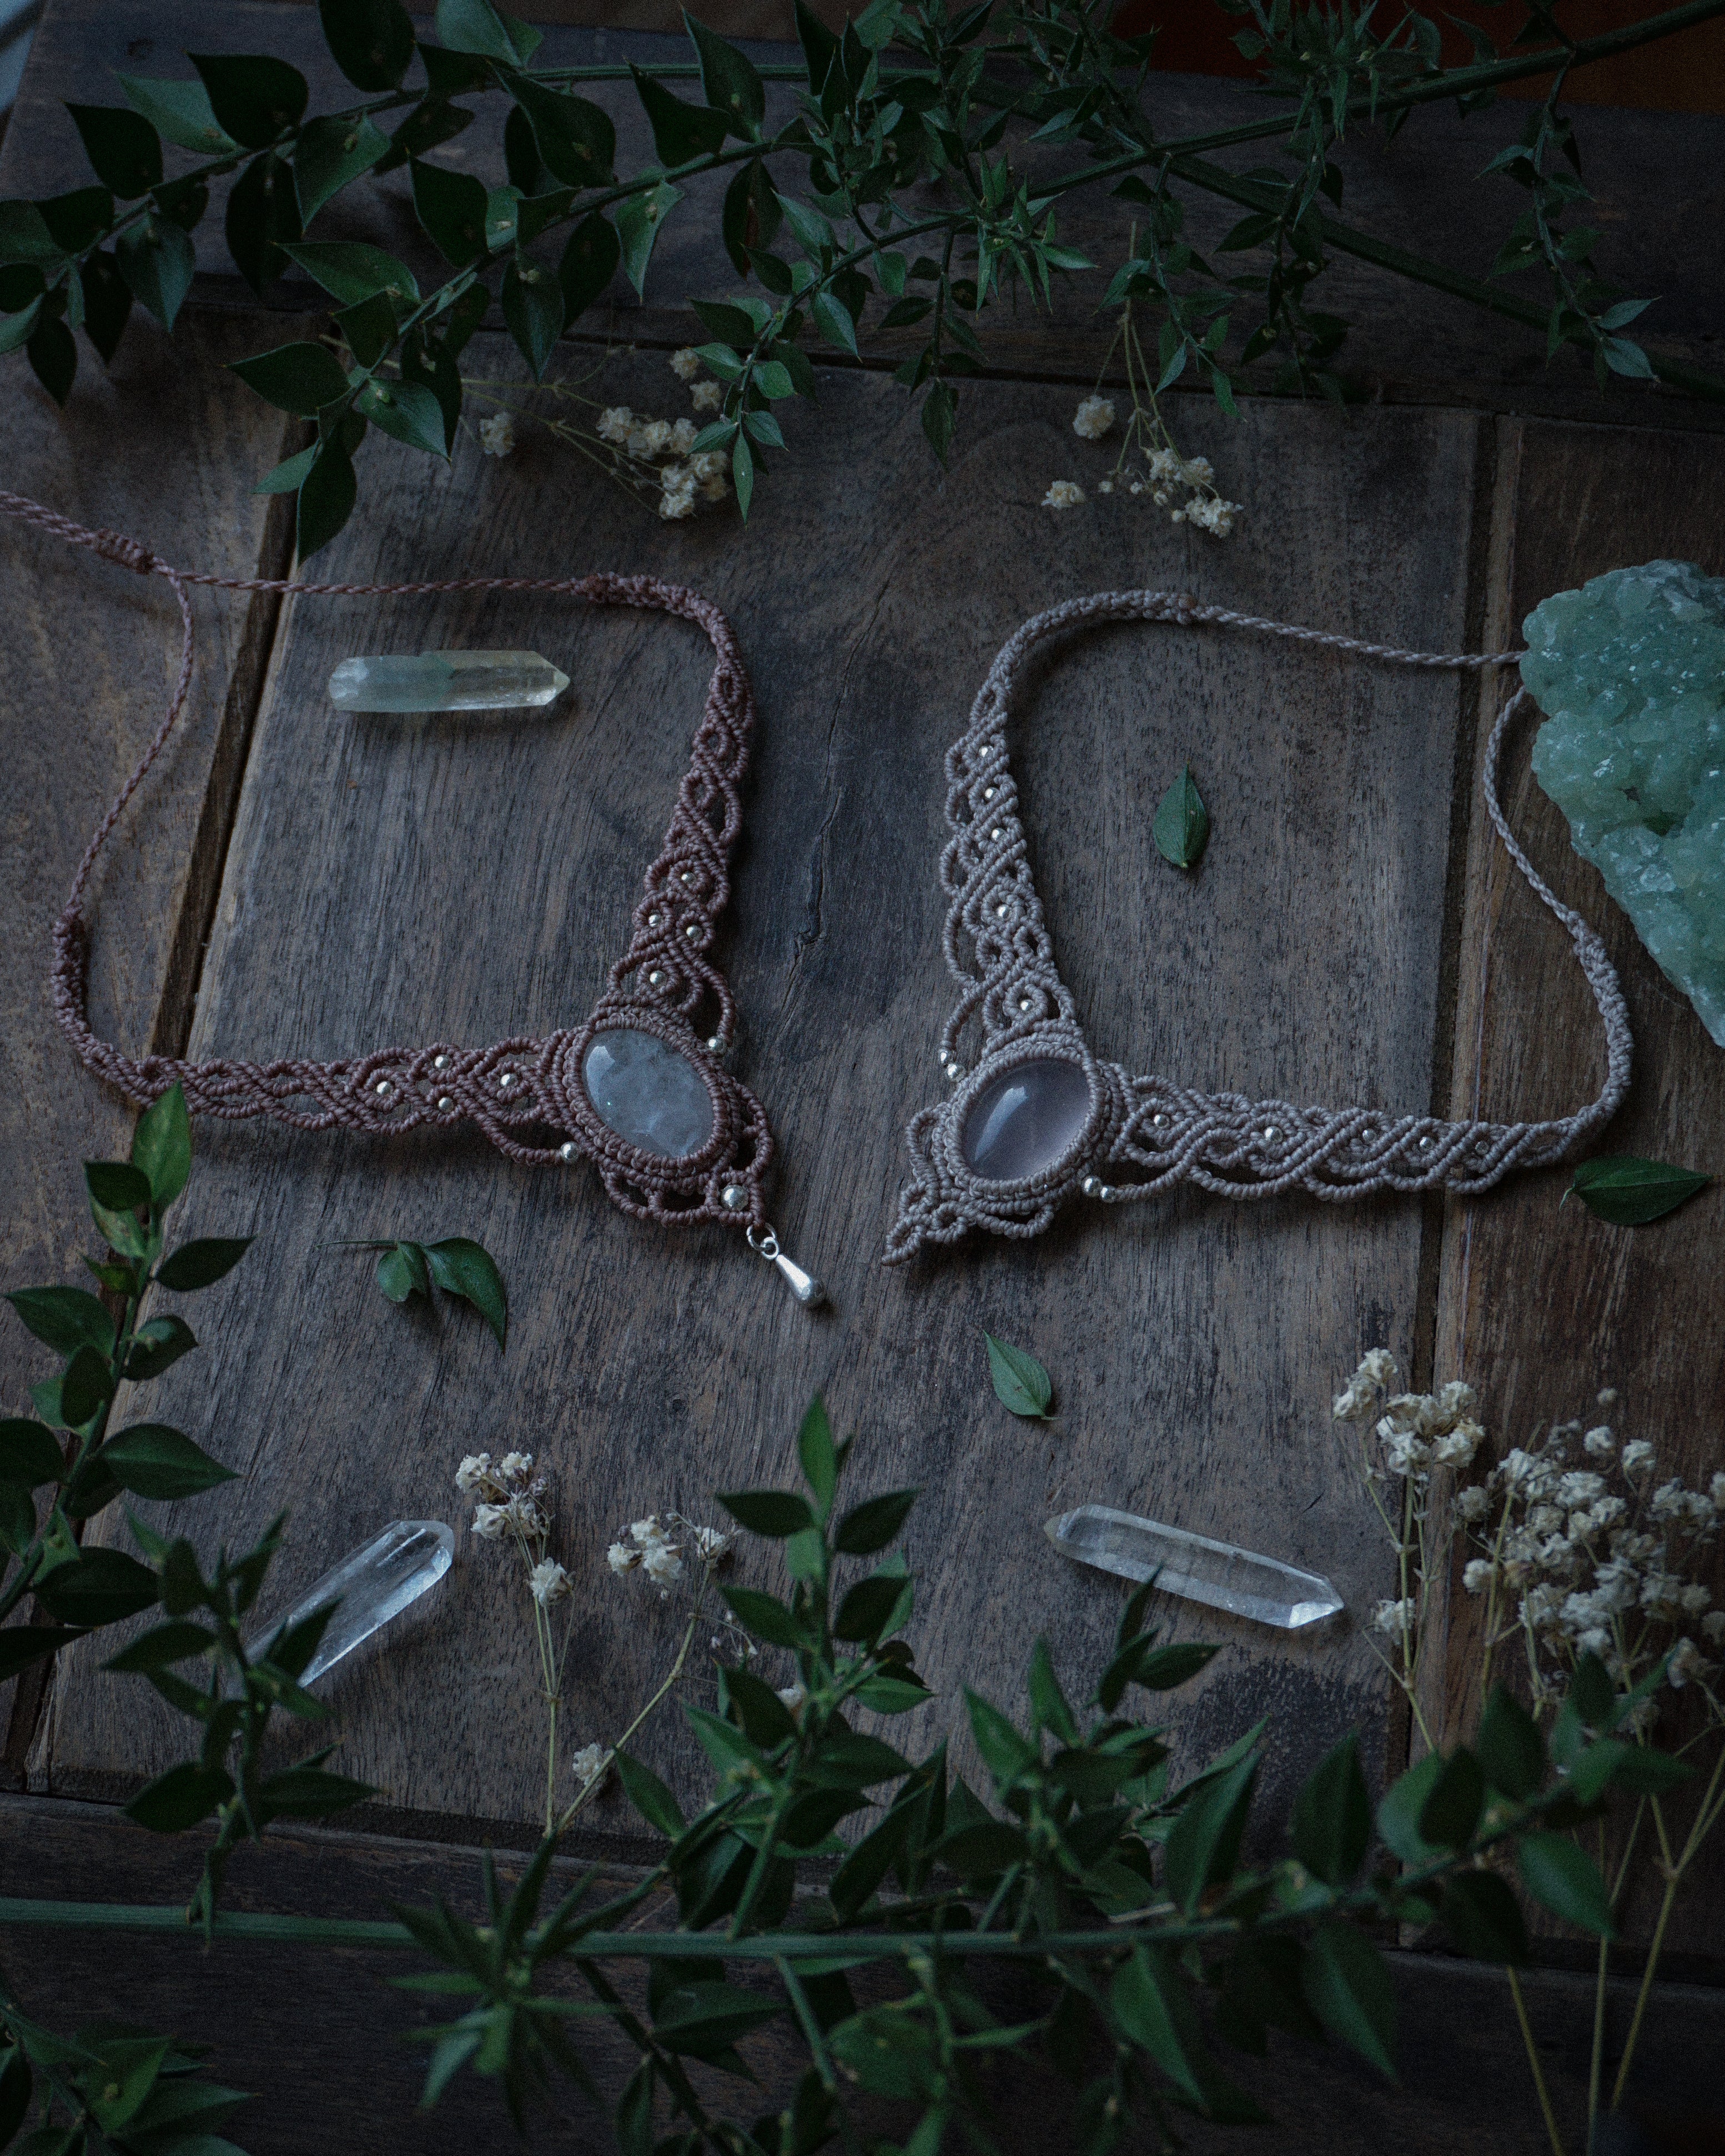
[
  {"x1": 2, "y1": 487, "x2": 777, "y2": 1234},
  {"x1": 884, "y1": 588, "x2": 1632, "y2": 1261}
]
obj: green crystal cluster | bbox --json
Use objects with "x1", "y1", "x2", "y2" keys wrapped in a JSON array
[{"x1": 1522, "y1": 560, "x2": 1725, "y2": 1047}]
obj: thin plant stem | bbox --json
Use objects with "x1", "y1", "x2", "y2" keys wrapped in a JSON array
[{"x1": 1507, "y1": 1964, "x2": 1568, "y2": 2156}]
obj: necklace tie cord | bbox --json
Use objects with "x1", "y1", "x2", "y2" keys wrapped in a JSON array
[
  {"x1": 884, "y1": 588, "x2": 1632, "y2": 1265},
  {"x1": 1, "y1": 488, "x2": 775, "y2": 1237}
]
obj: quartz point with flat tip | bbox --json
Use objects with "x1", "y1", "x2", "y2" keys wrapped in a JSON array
[
  {"x1": 1044, "y1": 1504, "x2": 1344, "y2": 1630},
  {"x1": 257, "y1": 1519, "x2": 455, "y2": 1686},
  {"x1": 328, "y1": 651, "x2": 570, "y2": 713}
]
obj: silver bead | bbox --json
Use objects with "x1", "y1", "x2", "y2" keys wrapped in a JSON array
[
  {"x1": 1151, "y1": 1112, "x2": 1170, "y2": 1130},
  {"x1": 1260, "y1": 1124, "x2": 1280, "y2": 1142},
  {"x1": 994, "y1": 903, "x2": 1008, "y2": 918},
  {"x1": 647, "y1": 969, "x2": 666, "y2": 987},
  {"x1": 982, "y1": 785, "x2": 997, "y2": 802},
  {"x1": 437, "y1": 1094, "x2": 454, "y2": 1112},
  {"x1": 990, "y1": 827, "x2": 1004, "y2": 842},
  {"x1": 684, "y1": 923, "x2": 701, "y2": 940},
  {"x1": 706, "y1": 1035, "x2": 726, "y2": 1054},
  {"x1": 721, "y1": 1183, "x2": 748, "y2": 1212},
  {"x1": 1359, "y1": 1127, "x2": 1376, "y2": 1145},
  {"x1": 1082, "y1": 1174, "x2": 1102, "y2": 1197},
  {"x1": 946, "y1": 1061, "x2": 964, "y2": 1081},
  {"x1": 432, "y1": 1053, "x2": 451, "y2": 1071},
  {"x1": 558, "y1": 1141, "x2": 579, "y2": 1163},
  {"x1": 373, "y1": 1077, "x2": 393, "y2": 1097},
  {"x1": 1417, "y1": 1134, "x2": 1435, "y2": 1152},
  {"x1": 498, "y1": 1071, "x2": 517, "y2": 1091},
  {"x1": 1098, "y1": 1185, "x2": 1115, "y2": 1201},
  {"x1": 647, "y1": 910, "x2": 665, "y2": 928},
  {"x1": 680, "y1": 869, "x2": 697, "y2": 885},
  {"x1": 1017, "y1": 996, "x2": 1032, "y2": 1012}
]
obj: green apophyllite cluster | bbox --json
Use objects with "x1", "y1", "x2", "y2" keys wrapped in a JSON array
[{"x1": 1522, "y1": 560, "x2": 1725, "y2": 1047}]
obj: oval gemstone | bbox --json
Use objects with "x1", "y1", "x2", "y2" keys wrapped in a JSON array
[
  {"x1": 582, "y1": 1029, "x2": 714, "y2": 1160},
  {"x1": 959, "y1": 1057, "x2": 1092, "y2": 1183}
]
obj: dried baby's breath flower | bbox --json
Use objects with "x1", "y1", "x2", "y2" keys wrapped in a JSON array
[
  {"x1": 597, "y1": 404, "x2": 634, "y2": 444},
  {"x1": 1370, "y1": 1597, "x2": 1415, "y2": 1636},
  {"x1": 530, "y1": 1559, "x2": 572, "y2": 1605},
  {"x1": 455, "y1": 1453, "x2": 491, "y2": 1494},
  {"x1": 607, "y1": 1540, "x2": 640, "y2": 1575},
  {"x1": 670, "y1": 346, "x2": 703, "y2": 382},
  {"x1": 776, "y1": 1680, "x2": 807, "y2": 1717},
  {"x1": 1072, "y1": 394, "x2": 1114, "y2": 439},
  {"x1": 571, "y1": 1742, "x2": 611, "y2": 1791},
  {"x1": 477, "y1": 411, "x2": 515, "y2": 457},
  {"x1": 471, "y1": 1503, "x2": 508, "y2": 1540},
  {"x1": 691, "y1": 378, "x2": 724, "y2": 413},
  {"x1": 1042, "y1": 480, "x2": 1084, "y2": 509}
]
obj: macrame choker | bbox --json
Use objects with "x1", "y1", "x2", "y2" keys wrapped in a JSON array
[
  {"x1": 884, "y1": 589, "x2": 1632, "y2": 1263},
  {"x1": 1, "y1": 490, "x2": 823, "y2": 1309}
]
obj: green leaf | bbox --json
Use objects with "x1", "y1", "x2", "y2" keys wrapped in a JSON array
[
  {"x1": 983, "y1": 1332, "x2": 1053, "y2": 1419},
  {"x1": 833, "y1": 1572, "x2": 911, "y2": 1643},
  {"x1": 720, "y1": 1488, "x2": 816, "y2": 1538},
  {"x1": 616, "y1": 182, "x2": 681, "y2": 298},
  {"x1": 1153, "y1": 763, "x2": 1210, "y2": 869},
  {"x1": 796, "y1": 1395, "x2": 838, "y2": 1516},
  {"x1": 832, "y1": 1487, "x2": 917, "y2": 1555},
  {"x1": 0, "y1": 296, "x2": 42, "y2": 356},
  {"x1": 319, "y1": 0, "x2": 416, "y2": 90},
  {"x1": 1110, "y1": 1946, "x2": 1212, "y2": 2106},
  {"x1": 229, "y1": 340, "x2": 349, "y2": 415},
  {"x1": 125, "y1": 1761, "x2": 235, "y2": 1833},
  {"x1": 1565, "y1": 1156, "x2": 1709, "y2": 1226},
  {"x1": 411, "y1": 159, "x2": 490, "y2": 267},
  {"x1": 283, "y1": 239, "x2": 419, "y2": 307},
  {"x1": 338, "y1": 290, "x2": 396, "y2": 370},
  {"x1": 559, "y1": 212, "x2": 620, "y2": 323},
  {"x1": 1475, "y1": 1687, "x2": 1545, "y2": 1801},
  {"x1": 794, "y1": 0, "x2": 839, "y2": 93},
  {"x1": 1418, "y1": 1748, "x2": 1485, "y2": 1850},
  {"x1": 0, "y1": 1627, "x2": 83, "y2": 1681},
  {"x1": 66, "y1": 104, "x2": 162, "y2": 198},
  {"x1": 721, "y1": 1663, "x2": 798, "y2": 1748},
  {"x1": 37, "y1": 1547, "x2": 159, "y2": 1628},
  {"x1": 116, "y1": 75, "x2": 237, "y2": 155},
  {"x1": 225, "y1": 152, "x2": 301, "y2": 294},
  {"x1": 155, "y1": 1237, "x2": 253, "y2": 1292},
  {"x1": 732, "y1": 429, "x2": 753, "y2": 520},
  {"x1": 631, "y1": 63, "x2": 727, "y2": 167},
  {"x1": 501, "y1": 255, "x2": 564, "y2": 381},
  {"x1": 1301, "y1": 1920, "x2": 1397, "y2": 2080},
  {"x1": 854, "y1": 1672, "x2": 933, "y2": 1714},
  {"x1": 1441, "y1": 1871, "x2": 1528, "y2": 1963},
  {"x1": 424, "y1": 1237, "x2": 507, "y2": 1348},
  {"x1": 37, "y1": 186, "x2": 112, "y2": 258},
  {"x1": 294, "y1": 114, "x2": 391, "y2": 224},
  {"x1": 124, "y1": 1313, "x2": 197, "y2": 1383},
  {"x1": 85, "y1": 1160, "x2": 152, "y2": 1214},
  {"x1": 356, "y1": 375, "x2": 449, "y2": 455},
  {"x1": 654, "y1": 1981, "x2": 780, "y2": 2059},
  {"x1": 0, "y1": 2048, "x2": 29, "y2": 2145},
  {"x1": 99, "y1": 1424, "x2": 235, "y2": 1501},
  {"x1": 613, "y1": 1747, "x2": 686, "y2": 1838},
  {"x1": 436, "y1": 0, "x2": 542, "y2": 63},
  {"x1": 1518, "y1": 1832, "x2": 1615, "y2": 1938},
  {"x1": 0, "y1": 1419, "x2": 66, "y2": 1488},
  {"x1": 60, "y1": 1342, "x2": 114, "y2": 1429},
  {"x1": 1291, "y1": 1731, "x2": 1369, "y2": 1887},
  {"x1": 810, "y1": 288, "x2": 859, "y2": 356},
  {"x1": 1376, "y1": 1748, "x2": 1444, "y2": 1865},
  {"x1": 720, "y1": 1585, "x2": 805, "y2": 1649},
  {"x1": 101, "y1": 1619, "x2": 218, "y2": 1673},
  {"x1": 189, "y1": 53, "x2": 310, "y2": 149},
  {"x1": 509, "y1": 78, "x2": 615, "y2": 187},
  {"x1": 1027, "y1": 1635, "x2": 1078, "y2": 1745},
  {"x1": 6, "y1": 1287, "x2": 114, "y2": 1358},
  {"x1": 256, "y1": 1762, "x2": 375, "y2": 1819},
  {"x1": 964, "y1": 1688, "x2": 1036, "y2": 1787},
  {"x1": 296, "y1": 434, "x2": 356, "y2": 562},
  {"x1": 375, "y1": 1241, "x2": 429, "y2": 1302},
  {"x1": 685, "y1": 12, "x2": 765, "y2": 136},
  {"x1": 1570, "y1": 1650, "x2": 1617, "y2": 1730},
  {"x1": 132, "y1": 1082, "x2": 192, "y2": 1209},
  {"x1": 1164, "y1": 1749, "x2": 1257, "y2": 1912},
  {"x1": 1602, "y1": 336, "x2": 1656, "y2": 380}
]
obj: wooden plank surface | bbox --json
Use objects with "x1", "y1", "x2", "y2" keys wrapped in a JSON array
[
  {"x1": 1427, "y1": 415, "x2": 1725, "y2": 1968},
  {"x1": 6, "y1": 1790, "x2": 1724, "y2": 2154},
  {"x1": 27, "y1": 354, "x2": 1482, "y2": 1847},
  {"x1": 9, "y1": 2, "x2": 1725, "y2": 426}
]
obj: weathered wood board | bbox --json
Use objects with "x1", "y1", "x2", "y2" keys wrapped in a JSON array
[{"x1": 30, "y1": 356, "x2": 1481, "y2": 1848}]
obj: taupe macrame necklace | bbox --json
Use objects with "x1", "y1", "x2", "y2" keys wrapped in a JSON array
[
  {"x1": 2, "y1": 490, "x2": 823, "y2": 1308},
  {"x1": 884, "y1": 588, "x2": 1632, "y2": 1265}
]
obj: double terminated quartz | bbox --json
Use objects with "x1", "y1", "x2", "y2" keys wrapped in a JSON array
[
  {"x1": 1045, "y1": 1504, "x2": 1344, "y2": 1630},
  {"x1": 1523, "y1": 562, "x2": 1725, "y2": 1046},
  {"x1": 328, "y1": 651, "x2": 570, "y2": 713}
]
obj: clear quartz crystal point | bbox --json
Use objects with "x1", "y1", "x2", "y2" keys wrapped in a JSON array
[
  {"x1": 328, "y1": 651, "x2": 570, "y2": 713},
  {"x1": 259, "y1": 1520, "x2": 455, "y2": 1685},
  {"x1": 1044, "y1": 1504, "x2": 1343, "y2": 1631}
]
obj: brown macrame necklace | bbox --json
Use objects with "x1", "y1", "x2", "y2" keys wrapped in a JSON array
[
  {"x1": 3, "y1": 489, "x2": 823, "y2": 1309},
  {"x1": 885, "y1": 588, "x2": 1632, "y2": 1264}
]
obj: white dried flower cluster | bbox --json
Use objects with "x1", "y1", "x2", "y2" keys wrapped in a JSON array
[
  {"x1": 1056, "y1": 382, "x2": 1241, "y2": 537},
  {"x1": 606, "y1": 1511, "x2": 735, "y2": 1599},
  {"x1": 570, "y1": 1741, "x2": 611, "y2": 1792},
  {"x1": 594, "y1": 399, "x2": 728, "y2": 521},
  {"x1": 1370, "y1": 1597, "x2": 1416, "y2": 1638},
  {"x1": 670, "y1": 346, "x2": 703, "y2": 381},
  {"x1": 1072, "y1": 395, "x2": 1114, "y2": 440},
  {"x1": 477, "y1": 411, "x2": 516, "y2": 458},
  {"x1": 671, "y1": 347, "x2": 726, "y2": 414},
  {"x1": 456, "y1": 1450, "x2": 552, "y2": 1542},
  {"x1": 1333, "y1": 1351, "x2": 1485, "y2": 1483},
  {"x1": 529, "y1": 1559, "x2": 572, "y2": 1606},
  {"x1": 1458, "y1": 1394, "x2": 1723, "y2": 1716}
]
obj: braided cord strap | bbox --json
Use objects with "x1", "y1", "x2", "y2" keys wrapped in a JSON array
[
  {"x1": 6, "y1": 490, "x2": 775, "y2": 1231},
  {"x1": 884, "y1": 590, "x2": 1631, "y2": 1262}
]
